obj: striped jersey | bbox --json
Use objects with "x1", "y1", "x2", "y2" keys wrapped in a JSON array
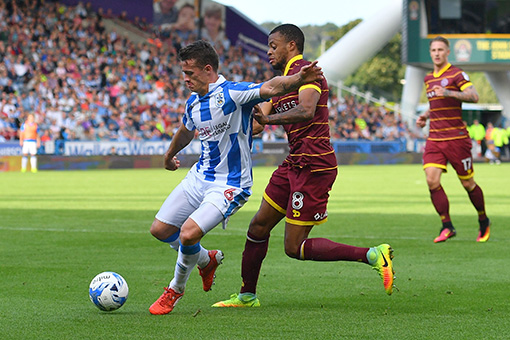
[
  {"x1": 270, "y1": 55, "x2": 337, "y2": 171},
  {"x1": 183, "y1": 75, "x2": 266, "y2": 189},
  {"x1": 20, "y1": 122, "x2": 39, "y2": 141},
  {"x1": 424, "y1": 63, "x2": 472, "y2": 141}
]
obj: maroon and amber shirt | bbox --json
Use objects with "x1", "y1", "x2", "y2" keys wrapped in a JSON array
[
  {"x1": 270, "y1": 55, "x2": 337, "y2": 172},
  {"x1": 424, "y1": 63, "x2": 472, "y2": 141}
]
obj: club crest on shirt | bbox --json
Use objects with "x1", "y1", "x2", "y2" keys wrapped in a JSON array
[
  {"x1": 215, "y1": 93, "x2": 225, "y2": 108},
  {"x1": 440, "y1": 78, "x2": 449, "y2": 87}
]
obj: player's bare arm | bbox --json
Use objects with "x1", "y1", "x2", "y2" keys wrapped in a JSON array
[
  {"x1": 164, "y1": 124, "x2": 195, "y2": 171},
  {"x1": 259, "y1": 61, "x2": 323, "y2": 99},
  {"x1": 254, "y1": 88, "x2": 319, "y2": 126},
  {"x1": 432, "y1": 85, "x2": 479, "y2": 103}
]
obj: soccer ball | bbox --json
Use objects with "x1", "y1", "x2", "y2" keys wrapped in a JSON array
[{"x1": 89, "y1": 271, "x2": 129, "y2": 311}]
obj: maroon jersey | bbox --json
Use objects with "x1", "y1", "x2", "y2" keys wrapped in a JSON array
[
  {"x1": 424, "y1": 63, "x2": 473, "y2": 141},
  {"x1": 270, "y1": 55, "x2": 337, "y2": 171}
]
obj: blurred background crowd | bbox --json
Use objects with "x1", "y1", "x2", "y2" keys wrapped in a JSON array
[{"x1": 0, "y1": 0, "x2": 462, "y2": 150}]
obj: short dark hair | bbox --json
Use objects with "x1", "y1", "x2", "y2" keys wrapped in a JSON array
[
  {"x1": 430, "y1": 36, "x2": 449, "y2": 48},
  {"x1": 178, "y1": 40, "x2": 219, "y2": 72},
  {"x1": 270, "y1": 24, "x2": 305, "y2": 54}
]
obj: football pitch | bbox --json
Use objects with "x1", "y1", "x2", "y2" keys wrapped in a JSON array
[{"x1": 1, "y1": 164, "x2": 509, "y2": 339}]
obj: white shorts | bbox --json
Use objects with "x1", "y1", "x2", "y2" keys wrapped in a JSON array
[
  {"x1": 155, "y1": 169, "x2": 251, "y2": 235},
  {"x1": 22, "y1": 141, "x2": 37, "y2": 155}
]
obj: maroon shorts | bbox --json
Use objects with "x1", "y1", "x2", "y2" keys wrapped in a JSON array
[
  {"x1": 422, "y1": 138, "x2": 474, "y2": 179},
  {"x1": 264, "y1": 162, "x2": 337, "y2": 225}
]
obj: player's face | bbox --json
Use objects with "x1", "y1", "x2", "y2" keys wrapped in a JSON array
[
  {"x1": 267, "y1": 32, "x2": 290, "y2": 72},
  {"x1": 429, "y1": 41, "x2": 450, "y2": 68},
  {"x1": 180, "y1": 59, "x2": 210, "y2": 96}
]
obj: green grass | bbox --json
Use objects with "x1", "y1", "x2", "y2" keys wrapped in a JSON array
[{"x1": 1, "y1": 164, "x2": 509, "y2": 339}]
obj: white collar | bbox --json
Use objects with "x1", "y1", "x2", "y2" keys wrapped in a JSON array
[{"x1": 208, "y1": 74, "x2": 226, "y2": 92}]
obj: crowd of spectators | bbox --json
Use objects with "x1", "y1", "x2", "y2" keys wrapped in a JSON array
[
  {"x1": 327, "y1": 94, "x2": 423, "y2": 142},
  {"x1": 0, "y1": 0, "x2": 413, "y2": 147}
]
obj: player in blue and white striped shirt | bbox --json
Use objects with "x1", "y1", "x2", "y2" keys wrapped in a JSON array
[{"x1": 149, "y1": 40, "x2": 324, "y2": 315}]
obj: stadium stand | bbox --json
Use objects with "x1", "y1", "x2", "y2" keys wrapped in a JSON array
[{"x1": 0, "y1": 0, "x2": 415, "y2": 150}]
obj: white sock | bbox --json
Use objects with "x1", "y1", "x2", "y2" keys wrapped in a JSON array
[
  {"x1": 21, "y1": 156, "x2": 28, "y2": 170},
  {"x1": 169, "y1": 242, "x2": 208, "y2": 268},
  {"x1": 196, "y1": 246, "x2": 210, "y2": 269},
  {"x1": 161, "y1": 231, "x2": 180, "y2": 252},
  {"x1": 30, "y1": 156, "x2": 37, "y2": 170},
  {"x1": 169, "y1": 243, "x2": 201, "y2": 293},
  {"x1": 167, "y1": 239, "x2": 180, "y2": 252}
]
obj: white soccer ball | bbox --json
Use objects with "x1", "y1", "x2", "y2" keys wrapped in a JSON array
[{"x1": 89, "y1": 271, "x2": 129, "y2": 311}]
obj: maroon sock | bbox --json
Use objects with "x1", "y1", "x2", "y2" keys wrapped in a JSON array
[
  {"x1": 302, "y1": 238, "x2": 370, "y2": 263},
  {"x1": 240, "y1": 231, "x2": 269, "y2": 295},
  {"x1": 467, "y1": 184, "x2": 488, "y2": 221},
  {"x1": 430, "y1": 186, "x2": 451, "y2": 223}
]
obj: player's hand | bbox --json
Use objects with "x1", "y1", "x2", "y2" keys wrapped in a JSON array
[
  {"x1": 164, "y1": 155, "x2": 180, "y2": 171},
  {"x1": 252, "y1": 104, "x2": 268, "y2": 125},
  {"x1": 416, "y1": 115, "x2": 427, "y2": 128},
  {"x1": 298, "y1": 60, "x2": 323, "y2": 83},
  {"x1": 432, "y1": 85, "x2": 447, "y2": 97}
]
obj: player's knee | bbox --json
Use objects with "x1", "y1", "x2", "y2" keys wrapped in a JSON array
[
  {"x1": 461, "y1": 179, "x2": 476, "y2": 191},
  {"x1": 461, "y1": 182, "x2": 471, "y2": 190},
  {"x1": 247, "y1": 224, "x2": 269, "y2": 239},
  {"x1": 178, "y1": 232, "x2": 192, "y2": 245},
  {"x1": 150, "y1": 220, "x2": 165, "y2": 239},
  {"x1": 284, "y1": 244, "x2": 301, "y2": 259},
  {"x1": 248, "y1": 217, "x2": 270, "y2": 237},
  {"x1": 179, "y1": 225, "x2": 202, "y2": 246},
  {"x1": 426, "y1": 177, "x2": 440, "y2": 189},
  {"x1": 249, "y1": 211, "x2": 264, "y2": 227}
]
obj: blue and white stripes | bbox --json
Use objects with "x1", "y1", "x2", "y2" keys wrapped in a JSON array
[{"x1": 183, "y1": 75, "x2": 265, "y2": 189}]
